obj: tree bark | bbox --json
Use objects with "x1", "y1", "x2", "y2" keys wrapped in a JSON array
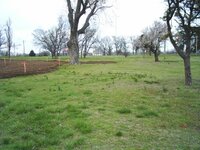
[
  {"x1": 154, "y1": 51, "x2": 159, "y2": 62},
  {"x1": 66, "y1": 0, "x2": 106, "y2": 64},
  {"x1": 67, "y1": 33, "x2": 79, "y2": 64},
  {"x1": 51, "y1": 50, "x2": 56, "y2": 59},
  {"x1": 183, "y1": 56, "x2": 192, "y2": 86}
]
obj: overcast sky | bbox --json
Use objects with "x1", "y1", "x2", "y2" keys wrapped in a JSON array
[{"x1": 0, "y1": 0, "x2": 167, "y2": 54}]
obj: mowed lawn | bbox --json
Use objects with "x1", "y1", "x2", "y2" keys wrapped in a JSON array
[{"x1": 0, "y1": 55, "x2": 200, "y2": 150}]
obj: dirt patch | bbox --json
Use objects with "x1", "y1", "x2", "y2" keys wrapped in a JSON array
[
  {"x1": 0, "y1": 59, "x2": 116, "y2": 79},
  {"x1": 0, "y1": 59, "x2": 65, "y2": 79}
]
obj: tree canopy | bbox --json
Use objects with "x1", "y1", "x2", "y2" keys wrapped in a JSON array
[
  {"x1": 33, "y1": 17, "x2": 68, "y2": 58},
  {"x1": 164, "y1": 0, "x2": 200, "y2": 85}
]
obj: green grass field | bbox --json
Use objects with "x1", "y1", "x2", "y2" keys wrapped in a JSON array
[{"x1": 0, "y1": 55, "x2": 200, "y2": 150}]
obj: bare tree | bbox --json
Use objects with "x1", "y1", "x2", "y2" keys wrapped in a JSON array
[
  {"x1": 191, "y1": 28, "x2": 200, "y2": 53},
  {"x1": 130, "y1": 36, "x2": 137, "y2": 55},
  {"x1": 112, "y1": 36, "x2": 121, "y2": 55},
  {"x1": 140, "y1": 21, "x2": 168, "y2": 62},
  {"x1": 33, "y1": 17, "x2": 68, "y2": 58},
  {"x1": 66, "y1": 0, "x2": 107, "y2": 64},
  {"x1": 100, "y1": 36, "x2": 113, "y2": 55},
  {"x1": 107, "y1": 39, "x2": 113, "y2": 56},
  {"x1": 130, "y1": 36, "x2": 143, "y2": 55},
  {"x1": 92, "y1": 36, "x2": 113, "y2": 56},
  {"x1": 79, "y1": 27, "x2": 97, "y2": 58},
  {"x1": 120, "y1": 37, "x2": 128, "y2": 57},
  {"x1": 164, "y1": 0, "x2": 200, "y2": 86},
  {"x1": 93, "y1": 37, "x2": 103, "y2": 55},
  {"x1": 0, "y1": 26, "x2": 6, "y2": 51},
  {"x1": 5, "y1": 18, "x2": 13, "y2": 58},
  {"x1": 113, "y1": 36, "x2": 128, "y2": 57}
]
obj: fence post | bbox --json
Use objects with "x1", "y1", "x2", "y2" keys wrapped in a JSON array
[{"x1": 23, "y1": 61, "x2": 27, "y2": 73}]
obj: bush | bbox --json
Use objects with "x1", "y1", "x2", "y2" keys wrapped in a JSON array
[{"x1": 29, "y1": 50, "x2": 36, "y2": 56}]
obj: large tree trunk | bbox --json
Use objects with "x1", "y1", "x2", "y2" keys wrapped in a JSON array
[
  {"x1": 8, "y1": 48, "x2": 11, "y2": 58},
  {"x1": 183, "y1": 56, "x2": 192, "y2": 86},
  {"x1": 51, "y1": 51, "x2": 56, "y2": 59},
  {"x1": 154, "y1": 51, "x2": 159, "y2": 62},
  {"x1": 67, "y1": 34, "x2": 79, "y2": 64},
  {"x1": 83, "y1": 44, "x2": 87, "y2": 58}
]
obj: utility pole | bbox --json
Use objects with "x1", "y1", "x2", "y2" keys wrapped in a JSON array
[
  {"x1": 13, "y1": 43, "x2": 21, "y2": 56},
  {"x1": 164, "y1": 40, "x2": 166, "y2": 53},
  {"x1": 23, "y1": 40, "x2": 25, "y2": 56}
]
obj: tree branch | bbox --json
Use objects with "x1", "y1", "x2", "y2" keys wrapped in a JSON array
[
  {"x1": 78, "y1": 1, "x2": 98, "y2": 35},
  {"x1": 165, "y1": 0, "x2": 185, "y2": 59},
  {"x1": 66, "y1": 0, "x2": 74, "y2": 29}
]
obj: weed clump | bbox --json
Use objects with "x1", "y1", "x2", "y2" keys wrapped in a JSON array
[
  {"x1": 117, "y1": 108, "x2": 131, "y2": 114},
  {"x1": 136, "y1": 110, "x2": 159, "y2": 118},
  {"x1": 162, "y1": 86, "x2": 168, "y2": 93},
  {"x1": 144, "y1": 80, "x2": 160, "y2": 84},
  {"x1": 115, "y1": 131, "x2": 123, "y2": 137},
  {"x1": 83, "y1": 90, "x2": 93, "y2": 95},
  {"x1": 74, "y1": 120, "x2": 92, "y2": 134}
]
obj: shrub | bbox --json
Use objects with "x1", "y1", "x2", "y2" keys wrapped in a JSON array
[{"x1": 29, "y1": 50, "x2": 36, "y2": 56}]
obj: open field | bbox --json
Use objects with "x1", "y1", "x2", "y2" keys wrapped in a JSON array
[{"x1": 0, "y1": 55, "x2": 200, "y2": 149}]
